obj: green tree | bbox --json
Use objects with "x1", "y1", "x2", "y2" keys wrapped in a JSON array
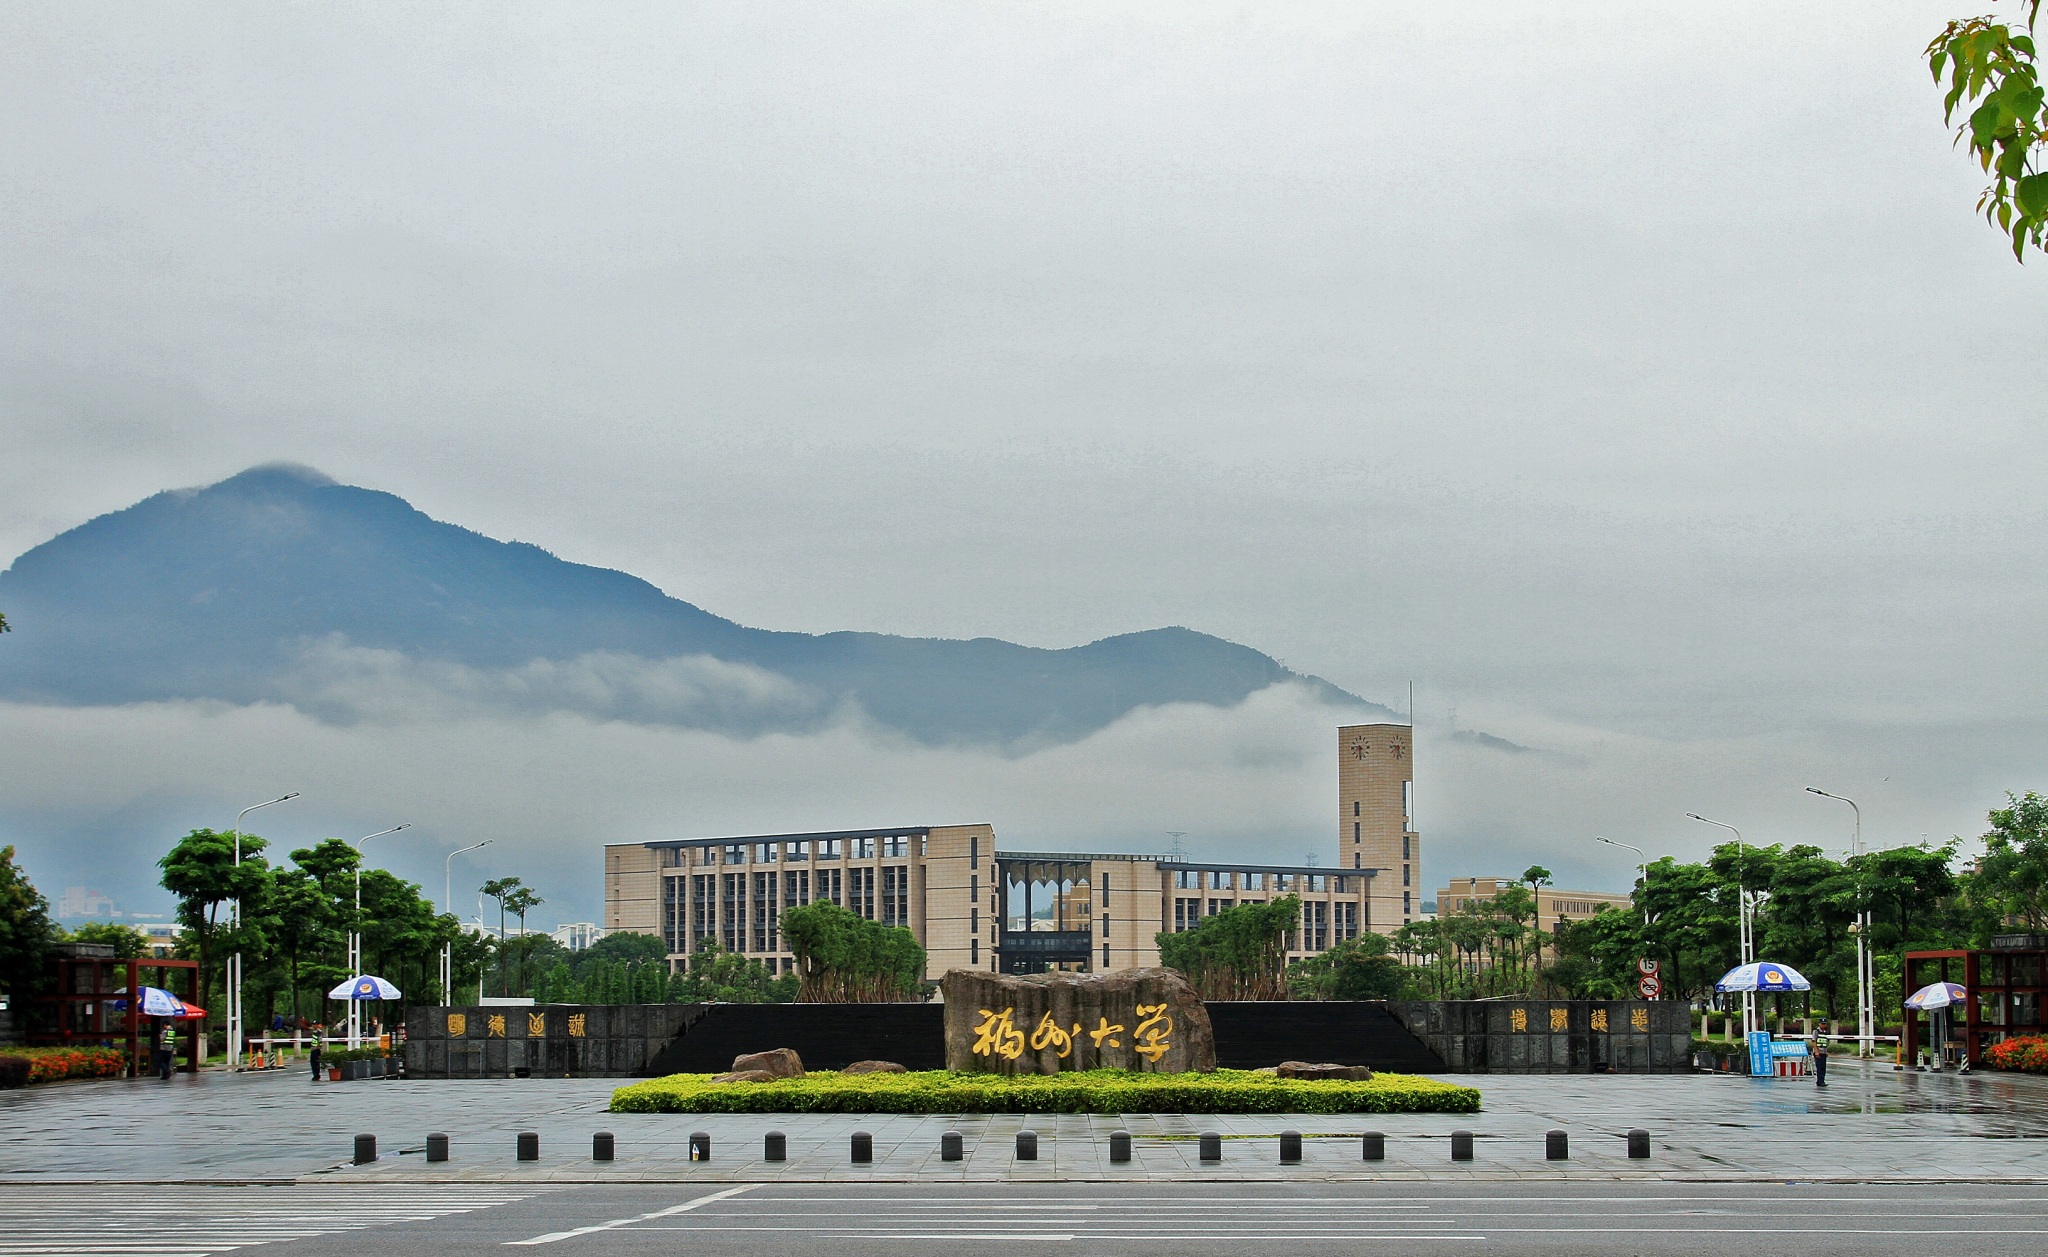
[
  {"x1": 1927, "y1": 2, "x2": 2047, "y2": 259},
  {"x1": 1962, "y1": 791, "x2": 2048, "y2": 932},
  {"x1": 268, "y1": 866, "x2": 335, "y2": 1022},
  {"x1": 501, "y1": 886, "x2": 544, "y2": 994},
  {"x1": 1521, "y1": 866, "x2": 1554, "y2": 971},
  {"x1": 479, "y1": 877, "x2": 523, "y2": 996},
  {"x1": 159, "y1": 829, "x2": 276, "y2": 1033},
  {"x1": 63, "y1": 921, "x2": 149, "y2": 959},
  {"x1": 0, "y1": 846, "x2": 54, "y2": 998},
  {"x1": 667, "y1": 940, "x2": 796, "y2": 1003},
  {"x1": 1155, "y1": 896, "x2": 1299, "y2": 1000},
  {"x1": 1286, "y1": 932, "x2": 1404, "y2": 1000},
  {"x1": 782, "y1": 901, "x2": 927, "y2": 1001}
]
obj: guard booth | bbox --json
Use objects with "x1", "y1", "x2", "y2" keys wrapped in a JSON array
[
  {"x1": 32, "y1": 941, "x2": 204, "y2": 1077},
  {"x1": 1903, "y1": 935, "x2": 2048, "y2": 1068}
]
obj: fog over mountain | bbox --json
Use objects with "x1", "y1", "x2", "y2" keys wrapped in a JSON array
[{"x1": 0, "y1": 467, "x2": 1398, "y2": 920}]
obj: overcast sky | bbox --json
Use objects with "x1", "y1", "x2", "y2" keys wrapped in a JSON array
[{"x1": 4, "y1": 2, "x2": 2044, "y2": 924}]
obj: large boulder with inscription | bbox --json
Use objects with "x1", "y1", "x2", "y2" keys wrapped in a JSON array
[{"x1": 941, "y1": 966, "x2": 1215, "y2": 1075}]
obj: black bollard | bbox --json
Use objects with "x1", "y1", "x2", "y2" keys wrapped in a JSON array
[
  {"x1": 425, "y1": 1132, "x2": 448, "y2": 1163},
  {"x1": 1016, "y1": 1130, "x2": 1038, "y2": 1161},
  {"x1": 1109, "y1": 1131, "x2": 1132, "y2": 1164},
  {"x1": 851, "y1": 1131, "x2": 873, "y2": 1164},
  {"x1": 1279, "y1": 1130, "x2": 1302, "y2": 1164},
  {"x1": 940, "y1": 1131, "x2": 962, "y2": 1162},
  {"x1": 1450, "y1": 1130, "x2": 1474, "y2": 1161},
  {"x1": 1627, "y1": 1128, "x2": 1650, "y2": 1159},
  {"x1": 689, "y1": 1132, "x2": 711, "y2": 1162},
  {"x1": 765, "y1": 1131, "x2": 787, "y2": 1163},
  {"x1": 517, "y1": 1131, "x2": 539, "y2": 1162},
  {"x1": 353, "y1": 1133, "x2": 377, "y2": 1165},
  {"x1": 1199, "y1": 1131, "x2": 1222, "y2": 1162},
  {"x1": 1361, "y1": 1131, "x2": 1385, "y2": 1162},
  {"x1": 593, "y1": 1131, "x2": 614, "y2": 1162},
  {"x1": 1545, "y1": 1129, "x2": 1568, "y2": 1160}
]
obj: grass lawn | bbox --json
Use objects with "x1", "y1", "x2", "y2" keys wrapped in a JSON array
[{"x1": 610, "y1": 1068, "x2": 1481, "y2": 1115}]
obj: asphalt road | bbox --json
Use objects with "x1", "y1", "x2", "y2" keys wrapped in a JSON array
[{"x1": 11, "y1": 1182, "x2": 2045, "y2": 1257}]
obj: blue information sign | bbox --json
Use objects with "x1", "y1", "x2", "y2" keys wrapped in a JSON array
[{"x1": 1747, "y1": 1030, "x2": 1773, "y2": 1076}]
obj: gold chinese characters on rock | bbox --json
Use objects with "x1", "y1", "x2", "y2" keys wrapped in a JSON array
[
  {"x1": 446, "y1": 1013, "x2": 467, "y2": 1036},
  {"x1": 970, "y1": 1004, "x2": 1171, "y2": 1068}
]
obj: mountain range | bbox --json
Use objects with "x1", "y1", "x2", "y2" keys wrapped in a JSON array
[{"x1": 0, "y1": 465, "x2": 1385, "y2": 743}]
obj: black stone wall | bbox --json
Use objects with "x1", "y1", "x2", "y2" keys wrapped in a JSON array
[
  {"x1": 1387, "y1": 1000, "x2": 1691, "y2": 1073},
  {"x1": 405, "y1": 999, "x2": 1689, "y2": 1077}
]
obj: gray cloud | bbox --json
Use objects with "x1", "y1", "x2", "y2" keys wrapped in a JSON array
[{"x1": 274, "y1": 637, "x2": 833, "y2": 732}]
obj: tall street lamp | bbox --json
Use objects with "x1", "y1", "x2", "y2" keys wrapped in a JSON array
[
  {"x1": 1808, "y1": 787, "x2": 1873, "y2": 1060},
  {"x1": 348, "y1": 824, "x2": 410, "y2": 1049},
  {"x1": 1593, "y1": 835, "x2": 1651, "y2": 925},
  {"x1": 442, "y1": 841, "x2": 492, "y2": 1007},
  {"x1": 1687, "y1": 813, "x2": 1754, "y2": 1043},
  {"x1": 226, "y1": 793, "x2": 297, "y2": 1072}
]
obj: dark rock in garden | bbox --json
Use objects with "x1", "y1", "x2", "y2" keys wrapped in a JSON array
[
  {"x1": 709, "y1": 1069, "x2": 778, "y2": 1084},
  {"x1": 731, "y1": 1048, "x2": 804, "y2": 1078},
  {"x1": 940, "y1": 966, "x2": 1215, "y2": 1075},
  {"x1": 1275, "y1": 1061, "x2": 1375, "y2": 1081},
  {"x1": 841, "y1": 1060, "x2": 907, "y2": 1075}
]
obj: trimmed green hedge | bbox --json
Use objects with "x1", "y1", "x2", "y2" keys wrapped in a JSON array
[{"x1": 610, "y1": 1068, "x2": 1480, "y2": 1115}]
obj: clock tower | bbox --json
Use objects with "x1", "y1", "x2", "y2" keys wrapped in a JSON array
[{"x1": 1338, "y1": 723, "x2": 1417, "y2": 933}]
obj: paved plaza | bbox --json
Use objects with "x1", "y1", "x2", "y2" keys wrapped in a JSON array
[{"x1": 2, "y1": 1059, "x2": 2044, "y2": 1184}]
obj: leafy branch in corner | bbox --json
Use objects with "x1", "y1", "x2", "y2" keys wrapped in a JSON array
[{"x1": 1928, "y1": 2, "x2": 2048, "y2": 260}]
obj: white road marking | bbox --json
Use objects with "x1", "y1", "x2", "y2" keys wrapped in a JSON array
[
  {"x1": 505, "y1": 1185, "x2": 759, "y2": 1246},
  {"x1": 0, "y1": 1186, "x2": 537, "y2": 1256}
]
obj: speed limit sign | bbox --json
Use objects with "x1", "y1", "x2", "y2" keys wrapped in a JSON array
[
  {"x1": 1636, "y1": 957, "x2": 1660, "y2": 976},
  {"x1": 1639, "y1": 975, "x2": 1662, "y2": 998}
]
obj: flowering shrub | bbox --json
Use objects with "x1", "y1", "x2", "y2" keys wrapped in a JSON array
[
  {"x1": 0, "y1": 1046, "x2": 128, "y2": 1086},
  {"x1": 1984, "y1": 1034, "x2": 2048, "y2": 1074}
]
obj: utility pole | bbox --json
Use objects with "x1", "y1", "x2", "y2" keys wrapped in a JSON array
[
  {"x1": 1808, "y1": 788, "x2": 1873, "y2": 1059},
  {"x1": 226, "y1": 793, "x2": 297, "y2": 1072}
]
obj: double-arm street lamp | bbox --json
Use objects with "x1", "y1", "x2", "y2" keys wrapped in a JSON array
[
  {"x1": 1686, "y1": 813, "x2": 1754, "y2": 1043},
  {"x1": 348, "y1": 824, "x2": 410, "y2": 1049},
  {"x1": 227, "y1": 792, "x2": 298, "y2": 1072},
  {"x1": 1808, "y1": 787, "x2": 1874, "y2": 1059},
  {"x1": 442, "y1": 841, "x2": 492, "y2": 1007}
]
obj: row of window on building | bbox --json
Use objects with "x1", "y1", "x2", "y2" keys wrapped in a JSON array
[
  {"x1": 657, "y1": 835, "x2": 923, "y2": 867},
  {"x1": 659, "y1": 866, "x2": 914, "y2": 957},
  {"x1": 1169, "y1": 897, "x2": 1362, "y2": 950},
  {"x1": 1170, "y1": 869, "x2": 1358, "y2": 893}
]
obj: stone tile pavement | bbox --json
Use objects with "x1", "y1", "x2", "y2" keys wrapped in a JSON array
[{"x1": 3, "y1": 1060, "x2": 2043, "y2": 1184}]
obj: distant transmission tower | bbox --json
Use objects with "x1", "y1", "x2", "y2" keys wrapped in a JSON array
[{"x1": 1166, "y1": 831, "x2": 1188, "y2": 861}]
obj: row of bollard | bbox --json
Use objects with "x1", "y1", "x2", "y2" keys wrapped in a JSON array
[{"x1": 351, "y1": 1126, "x2": 1653, "y2": 1166}]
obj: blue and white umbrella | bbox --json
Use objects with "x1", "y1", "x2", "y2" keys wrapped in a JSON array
[
  {"x1": 328, "y1": 975, "x2": 402, "y2": 1001},
  {"x1": 108, "y1": 986, "x2": 199, "y2": 1018},
  {"x1": 1715, "y1": 961, "x2": 1813, "y2": 993},
  {"x1": 1904, "y1": 981, "x2": 1967, "y2": 1011}
]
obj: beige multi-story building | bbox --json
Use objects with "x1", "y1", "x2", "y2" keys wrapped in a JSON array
[
  {"x1": 602, "y1": 722, "x2": 1422, "y2": 981},
  {"x1": 1434, "y1": 876, "x2": 1632, "y2": 931},
  {"x1": 604, "y1": 826, "x2": 1380, "y2": 979},
  {"x1": 1338, "y1": 722, "x2": 1419, "y2": 930}
]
